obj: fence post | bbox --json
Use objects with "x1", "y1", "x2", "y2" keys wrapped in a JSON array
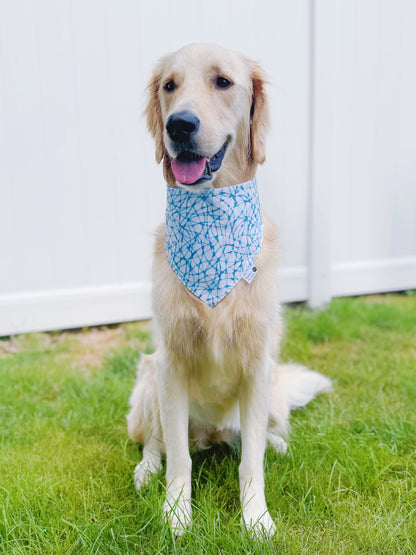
[{"x1": 307, "y1": 0, "x2": 334, "y2": 309}]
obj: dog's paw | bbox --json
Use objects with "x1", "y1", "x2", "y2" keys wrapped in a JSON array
[
  {"x1": 133, "y1": 460, "x2": 161, "y2": 490},
  {"x1": 241, "y1": 486, "x2": 277, "y2": 540},
  {"x1": 268, "y1": 434, "x2": 288, "y2": 455},
  {"x1": 243, "y1": 509, "x2": 277, "y2": 539},
  {"x1": 163, "y1": 494, "x2": 192, "y2": 535}
]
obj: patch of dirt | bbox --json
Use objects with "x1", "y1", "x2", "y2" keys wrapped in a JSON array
[
  {"x1": 0, "y1": 338, "x2": 21, "y2": 358},
  {"x1": 0, "y1": 322, "x2": 152, "y2": 368},
  {"x1": 56, "y1": 327, "x2": 125, "y2": 370}
]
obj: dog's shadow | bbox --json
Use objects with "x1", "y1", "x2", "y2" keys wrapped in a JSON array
[
  {"x1": 135, "y1": 440, "x2": 241, "y2": 499},
  {"x1": 191, "y1": 442, "x2": 240, "y2": 485}
]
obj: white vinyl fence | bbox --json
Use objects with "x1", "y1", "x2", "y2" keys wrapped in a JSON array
[{"x1": 1, "y1": 0, "x2": 415, "y2": 335}]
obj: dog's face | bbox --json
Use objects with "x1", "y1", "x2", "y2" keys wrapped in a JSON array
[{"x1": 146, "y1": 43, "x2": 269, "y2": 190}]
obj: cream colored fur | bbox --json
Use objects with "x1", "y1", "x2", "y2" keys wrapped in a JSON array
[{"x1": 127, "y1": 43, "x2": 332, "y2": 538}]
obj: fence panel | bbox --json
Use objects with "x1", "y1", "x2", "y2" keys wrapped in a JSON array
[{"x1": 0, "y1": 0, "x2": 415, "y2": 335}]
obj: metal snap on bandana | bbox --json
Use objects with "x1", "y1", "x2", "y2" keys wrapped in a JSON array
[{"x1": 165, "y1": 178, "x2": 264, "y2": 307}]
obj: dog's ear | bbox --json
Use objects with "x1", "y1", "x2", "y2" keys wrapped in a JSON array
[
  {"x1": 249, "y1": 61, "x2": 270, "y2": 165},
  {"x1": 145, "y1": 61, "x2": 165, "y2": 164}
]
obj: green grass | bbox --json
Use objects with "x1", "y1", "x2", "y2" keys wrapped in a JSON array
[{"x1": 0, "y1": 294, "x2": 415, "y2": 554}]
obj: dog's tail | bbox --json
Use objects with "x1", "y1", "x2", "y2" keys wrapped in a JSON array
[{"x1": 276, "y1": 364, "x2": 333, "y2": 411}]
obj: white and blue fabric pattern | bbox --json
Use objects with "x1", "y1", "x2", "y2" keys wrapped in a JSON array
[{"x1": 165, "y1": 178, "x2": 263, "y2": 307}]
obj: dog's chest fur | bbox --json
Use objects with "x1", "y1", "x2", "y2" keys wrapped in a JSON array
[{"x1": 152, "y1": 216, "x2": 282, "y2": 408}]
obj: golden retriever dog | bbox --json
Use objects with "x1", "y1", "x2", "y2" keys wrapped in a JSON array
[{"x1": 127, "y1": 43, "x2": 332, "y2": 538}]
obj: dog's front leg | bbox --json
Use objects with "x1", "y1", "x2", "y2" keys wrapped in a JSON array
[
  {"x1": 239, "y1": 358, "x2": 276, "y2": 538},
  {"x1": 157, "y1": 354, "x2": 192, "y2": 535}
]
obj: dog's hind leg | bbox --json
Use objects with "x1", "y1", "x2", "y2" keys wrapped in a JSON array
[
  {"x1": 133, "y1": 438, "x2": 163, "y2": 490},
  {"x1": 127, "y1": 353, "x2": 164, "y2": 489},
  {"x1": 267, "y1": 363, "x2": 291, "y2": 455},
  {"x1": 267, "y1": 363, "x2": 333, "y2": 455}
]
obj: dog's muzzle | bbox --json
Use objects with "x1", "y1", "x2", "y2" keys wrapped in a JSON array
[{"x1": 166, "y1": 111, "x2": 227, "y2": 185}]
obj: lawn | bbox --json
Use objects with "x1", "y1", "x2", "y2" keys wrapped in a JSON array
[{"x1": 0, "y1": 294, "x2": 415, "y2": 554}]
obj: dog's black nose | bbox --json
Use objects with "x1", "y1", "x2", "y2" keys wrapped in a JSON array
[{"x1": 166, "y1": 111, "x2": 200, "y2": 142}]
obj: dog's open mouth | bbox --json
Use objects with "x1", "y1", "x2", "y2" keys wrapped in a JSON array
[{"x1": 170, "y1": 142, "x2": 227, "y2": 185}]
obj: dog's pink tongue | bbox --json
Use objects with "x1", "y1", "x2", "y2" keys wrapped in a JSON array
[{"x1": 171, "y1": 157, "x2": 208, "y2": 184}]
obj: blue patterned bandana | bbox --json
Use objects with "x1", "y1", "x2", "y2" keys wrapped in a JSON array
[{"x1": 165, "y1": 178, "x2": 263, "y2": 307}]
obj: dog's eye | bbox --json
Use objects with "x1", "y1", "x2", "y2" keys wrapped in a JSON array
[
  {"x1": 164, "y1": 80, "x2": 176, "y2": 93},
  {"x1": 216, "y1": 76, "x2": 232, "y2": 89}
]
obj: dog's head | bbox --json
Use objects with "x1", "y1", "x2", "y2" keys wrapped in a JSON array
[{"x1": 146, "y1": 43, "x2": 269, "y2": 190}]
